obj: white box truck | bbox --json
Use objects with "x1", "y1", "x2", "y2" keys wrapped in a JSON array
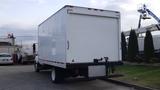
[{"x1": 35, "y1": 5, "x2": 122, "y2": 83}]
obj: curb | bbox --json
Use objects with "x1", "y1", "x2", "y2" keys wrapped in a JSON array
[{"x1": 101, "y1": 78, "x2": 154, "y2": 90}]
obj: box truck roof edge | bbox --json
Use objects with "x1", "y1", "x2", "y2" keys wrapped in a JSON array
[{"x1": 38, "y1": 5, "x2": 120, "y2": 27}]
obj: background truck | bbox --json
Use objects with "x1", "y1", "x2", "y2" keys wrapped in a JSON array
[{"x1": 35, "y1": 5, "x2": 122, "y2": 83}]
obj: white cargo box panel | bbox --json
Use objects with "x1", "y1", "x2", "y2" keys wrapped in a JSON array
[{"x1": 38, "y1": 5, "x2": 121, "y2": 68}]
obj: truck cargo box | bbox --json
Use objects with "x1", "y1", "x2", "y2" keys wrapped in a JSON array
[
  {"x1": 36, "y1": 5, "x2": 121, "y2": 82},
  {"x1": 38, "y1": 5, "x2": 121, "y2": 68}
]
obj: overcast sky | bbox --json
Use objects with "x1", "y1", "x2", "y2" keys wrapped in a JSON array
[{"x1": 0, "y1": 0, "x2": 160, "y2": 43}]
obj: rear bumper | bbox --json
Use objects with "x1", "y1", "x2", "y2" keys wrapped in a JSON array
[
  {"x1": 65, "y1": 61, "x2": 123, "y2": 78},
  {"x1": 66, "y1": 61, "x2": 123, "y2": 68},
  {"x1": 0, "y1": 61, "x2": 13, "y2": 64},
  {"x1": 22, "y1": 59, "x2": 34, "y2": 63},
  {"x1": 22, "y1": 60, "x2": 34, "y2": 62}
]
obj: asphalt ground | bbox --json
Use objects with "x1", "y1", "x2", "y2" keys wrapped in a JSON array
[{"x1": 0, "y1": 65, "x2": 136, "y2": 90}]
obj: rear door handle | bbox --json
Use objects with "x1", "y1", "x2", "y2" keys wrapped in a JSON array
[{"x1": 67, "y1": 41, "x2": 69, "y2": 50}]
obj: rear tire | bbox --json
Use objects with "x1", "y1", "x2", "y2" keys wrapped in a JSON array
[{"x1": 51, "y1": 68, "x2": 65, "y2": 83}]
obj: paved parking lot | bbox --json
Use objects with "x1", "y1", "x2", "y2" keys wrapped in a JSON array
[{"x1": 0, "y1": 65, "x2": 135, "y2": 90}]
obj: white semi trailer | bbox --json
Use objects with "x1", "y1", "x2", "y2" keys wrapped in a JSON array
[
  {"x1": 35, "y1": 5, "x2": 122, "y2": 83},
  {"x1": 138, "y1": 35, "x2": 160, "y2": 52}
]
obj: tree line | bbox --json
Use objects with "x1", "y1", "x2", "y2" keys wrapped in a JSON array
[{"x1": 121, "y1": 30, "x2": 159, "y2": 63}]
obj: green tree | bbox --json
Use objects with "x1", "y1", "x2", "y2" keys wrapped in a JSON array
[
  {"x1": 127, "y1": 30, "x2": 139, "y2": 62},
  {"x1": 121, "y1": 32, "x2": 127, "y2": 61},
  {"x1": 144, "y1": 30, "x2": 154, "y2": 63}
]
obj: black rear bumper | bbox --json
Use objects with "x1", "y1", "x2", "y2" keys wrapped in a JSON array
[{"x1": 66, "y1": 61, "x2": 123, "y2": 68}]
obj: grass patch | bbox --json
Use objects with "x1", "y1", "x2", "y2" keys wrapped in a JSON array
[{"x1": 114, "y1": 64, "x2": 160, "y2": 89}]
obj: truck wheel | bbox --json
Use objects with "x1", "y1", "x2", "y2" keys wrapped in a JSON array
[
  {"x1": 51, "y1": 68, "x2": 56, "y2": 82},
  {"x1": 34, "y1": 62, "x2": 40, "y2": 72},
  {"x1": 51, "y1": 68, "x2": 65, "y2": 83}
]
